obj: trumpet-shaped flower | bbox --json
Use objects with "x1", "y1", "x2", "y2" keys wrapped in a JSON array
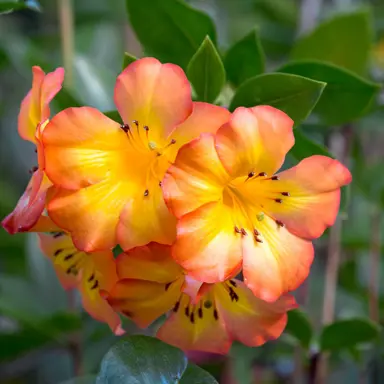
[
  {"x1": 2, "y1": 67, "x2": 64, "y2": 234},
  {"x1": 106, "y1": 243, "x2": 297, "y2": 354},
  {"x1": 162, "y1": 106, "x2": 352, "y2": 302},
  {"x1": 41, "y1": 57, "x2": 230, "y2": 252},
  {"x1": 38, "y1": 231, "x2": 123, "y2": 334}
]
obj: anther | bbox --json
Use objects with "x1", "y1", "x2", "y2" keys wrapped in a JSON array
[
  {"x1": 120, "y1": 123, "x2": 130, "y2": 133},
  {"x1": 143, "y1": 125, "x2": 149, "y2": 131},
  {"x1": 165, "y1": 282, "x2": 171, "y2": 291},
  {"x1": 213, "y1": 309, "x2": 219, "y2": 320},
  {"x1": 185, "y1": 307, "x2": 190, "y2": 317},
  {"x1": 52, "y1": 232, "x2": 64, "y2": 238},
  {"x1": 173, "y1": 301, "x2": 180, "y2": 312},
  {"x1": 170, "y1": 139, "x2": 176, "y2": 145},
  {"x1": 247, "y1": 171, "x2": 255, "y2": 179},
  {"x1": 253, "y1": 229, "x2": 260, "y2": 236},
  {"x1": 159, "y1": 181, "x2": 162, "y2": 187},
  {"x1": 275, "y1": 198, "x2": 283, "y2": 203},
  {"x1": 198, "y1": 308, "x2": 203, "y2": 318},
  {"x1": 144, "y1": 189, "x2": 149, "y2": 197},
  {"x1": 88, "y1": 273, "x2": 95, "y2": 282},
  {"x1": 122, "y1": 310, "x2": 133, "y2": 318},
  {"x1": 255, "y1": 237, "x2": 263, "y2": 243},
  {"x1": 91, "y1": 280, "x2": 99, "y2": 290},
  {"x1": 54, "y1": 249, "x2": 63, "y2": 256},
  {"x1": 281, "y1": 192, "x2": 290, "y2": 197},
  {"x1": 240, "y1": 228, "x2": 247, "y2": 236},
  {"x1": 271, "y1": 176, "x2": 279, "y2": 181},
  {"x1": 276, "y1": 220, "x2": 285, "y2": 227},
  {"x1": 229, "y1": 280, "x2": 237, "y2": 287},
  {"x1": 132, "y1": 120, "x2": 139, "y2": 127},
  {"x1": 258, "y1": 172, "x2": 267, "y2": 177},
  {"x1": 190, "y1": 312, "x2": 195, "y2": 324},
  {"x1": 64, "y1": 253, "x2": 74, "y2": 261},
  {"x1": 234, "y1": 226, "x2": 241, "y2": 234},
  {"x1": 29, "y1": 166, "x2": 38, "y2": 174}
]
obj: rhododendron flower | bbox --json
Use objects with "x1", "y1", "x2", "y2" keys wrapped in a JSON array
[
  {"x1": 106, "y1": 243, "x2": 297, "y2": 354},
  {"x1": 38, "y1": 231, "x2": 123, "y2": 335},
  {"x1": 42, "y1": 57, "x2": 230, "y2": 252},
  {"x1": 162, "y1": 106, "x2": 352, "y2": 302},
  {"x1": 2, "y1": 66, "x2": 64, "y2": 234}
]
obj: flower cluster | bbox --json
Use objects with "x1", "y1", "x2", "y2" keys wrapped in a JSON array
[{"x1": 2, "y1": 58, "x2": 352, "y2": 354}]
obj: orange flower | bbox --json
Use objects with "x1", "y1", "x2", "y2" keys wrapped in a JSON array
[
  {"x1": 38, "y1": 231, "x2": 123, "y2": 335},
  {"x1": 162, "y1": 106, "x2": 352, "y2": 302},
  {"x1": 2, "y1": 66, "x2": 64, "y2": 234},
  {"x1": 106, "y1": 243, "x2": 296, "y2": 354},
  {"x1": 41, "y1": 57, "x2": 230, "y2": 252}
]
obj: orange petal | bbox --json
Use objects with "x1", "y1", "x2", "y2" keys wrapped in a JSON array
[
  {"x1": 114, "y1": 57, "x2": 192, "y2": 144},
  {"x1": 172, "y1": 201, "x2": 242, "y2": 283},
  {"x1": 116, "y1": 243, "x2": 182, "y2": 283},
  {"x1": 117, "y1": 180, "x2": 177, "y2": 251},
  {"x1": 162, "y1": 133, "x2": 230, "y2": 218},
  {"x1": 18, "y1": 66, "x2": 64, "y2": 143},
  {"x1": 107, "y1": 277, "x2": 184, "y2": 328},
  {"x1": 215, "y1": 106, "x2": 294, "y2": 178},
  {"x1": 46, "y1": 181, "x2": 132, "y2": 252},
  {"x1": 157, "y1": 292, "x2": 231, "y2": 354},
  {"x1": 242, "y1": 214, "x2": 314, "y2": 302},
  {"x1": 268, "y1": 155, "x2": 352, "y2": 239},
  {"x1": 214, "y1": 279, "x2": 297, "y2": 347},
  {"x1": 42, "y1": 107, "x2": 130, "y2": 190}
]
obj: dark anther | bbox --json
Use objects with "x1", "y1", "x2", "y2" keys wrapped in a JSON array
[
  {"x1": 198, "y1": 308, "x2": 203, "y2": 318},
  {"x1": 213, "y1": 309, "x2": 219, "y2": 320},
  {"x1": 122, "y1": 310, "x2": 133, "y2": 318},
  {"x1": 234, "y1": 226, "x2": 241, "y2": 234},
  {"x1": 133, "y1": 120, "x2": 139, "y2": 127},
  {"x1": 275, "y1": 198, "x2": 283, "y2": 203},
  {"x1": 240, "y1": 228, "x2": 247, "y2": 236},
  {"x1": 204, "y1": 300, "x2": 212, "y2": 309},
  {"x1": 173, "y1": 301, "x2": 180, "y2": 312},
  {"x1": 29, "y1": 166, "x2": 38, "y2": 174},
  {"x1": 159, "y1": 181, "x2": 162, "y2": 187},
  {"x1": 190, "y1": 312, "x2": 195, "y2": 324},
  {"x1": 229, "y1": 287, "x2": 239, "y2": 302},
  {"x1": 253, "y1": 229, "x2": 260, "y2": 236},
  {"x1": 143, "y1": 125, "x2": 149, "y2": 131},
  {"x1": 66, "y1": 266, "x2": 74, "y2": 274},
  {"x1": 64, "y1": 253, "x2": 74, "y2": 261},
  {"x1": 247, "y1": 171, "x2": 255, "y2": 179},
  {"x1": 144, "y1": 189, "x2": 149, "y2": 197},
  {"x1": 276, "y1": 220, "x2": 285, "y2": 227},
  {"x1": 52, "y1": 232, "x2": 64, "y2": 238},
  {"x1": 165, "y1": 282, "x2": 171, "y2": 291},
  {"x1": 258, "y1": 172, "x2": 267, "y2": 177},
  {"x1": 271, "y1": 176, "x2": 279, "y2": 181},
  {"x1": 229, "y1": 280, "x2": 237, "y2": 287},
  {"x1": 91, "y1": 280, "x2": 99, "y2": 290},
  {"x1": 120, "y1": 123, "x2": 130, "y2": 133},
  {"x1": 255, "y1": 237, "x2": 263, "y2": 243},
  {"x1": 54, "y1": 249, "x2": 63, "y2": 257},
  {"x1": 281, "y1": 192, "x2": 290, "y2": 197},
  {"x1": 88, "y1": 273, "x2": 95, "y2": 282},
  {"x1": 170, "y1": 139, "x2": 176, "y2": 145},
  {"x1": 185, "y1": 306, "x2": 190, "y2": 317}
]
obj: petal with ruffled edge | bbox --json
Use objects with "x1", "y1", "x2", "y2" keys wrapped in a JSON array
[
  {"x1": 241, "y1": 214, "x2": 314, "y2": 302},
  {"x1": 172, "y1": 201, "x2": 242, "y2": 283},
  {"x1": 162, "y1": 133, "x2": 230, "y2": 218},
  {"x1": 116, "y1": 243, "x2": 182, "y2": 283},
  {"x1": 215, "y1": 106, "x2": 294, "y2": 178},
  {"x1": 214, "y1": 279, "x2": 297, "y2": 347},
  {"x1": 18, "y1": 66, "x2": 64, "y2": 143},
  {"x1": 157, "y1": 293, "x2": 231, "y2": 354},
  {"x1": 260, "y1": 155, "x2": 352, "y2": 239},
  {"x1": 114, "y1": 57, "x2": 192, "y2": 144},
  {"x1": 107, "y1": 277, "x2": 184, "y2": 328}
]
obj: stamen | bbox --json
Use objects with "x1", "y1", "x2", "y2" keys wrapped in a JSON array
[
  {"x1": 253, "y1": 229, "x2": 260, "y2": 237},
  {"x1": 204, "y1": 300, "x2": 212, "y2": 309},
  {"x1": 198, "y1": 307, "x2": 203, "y2": 318},
  {"x1": 173, "y1": 301, "x2": 180, "y2": 312},
  {"x1": 52, "y1": 232, "x2": 64, "y2": 238},
  {"x1": 91, "y1": 280, "x2": 99, "y2": 290},
  {"x1": 276, "y1": 220, "x2": 285, "y2": 227},
  {"x1": 271, "y1": 176, "x2": 279, "y2": 181},
  {"x1": 234, "y1": 226, "x2": 241, "y2": 234},
  {"x1": 159, "y1": 181, "x2": 162, "y2": 187},
  {"x1": 185, "y1": 306, "x2": 190, "y2": 317},
  {"x1": 122, "y1": 310, "x2": 133, "y2": 318},
  {"x1": 120, "y1": 123, "x2": 130, "y2": 133},
  {"x1": 54, "y1": 249, "x2": 63, "y2": 256},
  {"x1": 190, "y1": 312, "x2": 195, "y2": 324},
  {"x1": 144, "y1": 189, "x2": 149, "y2": 197},
  {"x1": 240, "y1": 228, "x2": 247, "y2": 236},
  {"x1": 165, "y1": 282, "x2": 171, "y2": 291},
  {"x1": 275, "y1": 198, "x2": 283, "y2": 203},
  {"x1": 213, "y1": 309, "x2": 219, "y2": 320},
  {"x1": 255, "y1": 237, "x2": 263, "y2": 243},
  {"x1": 258, "y1": 172, "x2": 267, "y2": 177},
  {"x1": 229, "y1": 280, "x2": 237, "y2": 287},
  {"x1": 228, "y1": 287, "x2": 239, "y2": 302},
  {"x1": 281, "y1": 192, "x2": 290, "y2": 197},
  {"x1": 88, "y1": 273, "x2": 95, "y2": 282},
  {"x1": 64, "y1": 253, "x2": 74, "y2": 261},
  {"x1": 246, "y1": 171, "x2": 255, "y2": 181},
  {"x1": 132, "y1": 120, "x2": 139, "y2": 127},
  {"x1": 29, "y1": 166, "x2": 38, "y2": 174}
]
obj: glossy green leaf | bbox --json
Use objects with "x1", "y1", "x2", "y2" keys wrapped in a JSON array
[
  {"x1": 104, "y1": 110, "x2": 122, "y2": 124},
  {"x1": 320, "y1": 318, "x2": 380, "y2": 352},
  {"x1": 224, "y1": 29, "x2": 265, "y2": 87},
  {"x1": 278, "y1": 61, "x2": 380, "y2": 125},
  {"x1": 179, "y1": 364, "x2": 218, "y2": 384},
  {"x1": 122, "y1": 52, "x2": 137, "y2": 70},
  {"x1": 125, "y1": 0, "x2": 216, "y2": 69},
  {"x1": 291, "y1": 10, "x2": 372, "y2": 75},
  {"x1": 53, "y1": 88, "x2": 82, "y2": 112},
  {"x1": 229, "y1": 73, "x2": 326, "y2": 125},
  {"x1": 187, "y1": 36, "x2": 225, "y2": 103},
  {"x1": 285, "y1": 309, "x2": 313, "y2": 348},
  {"x1": 96, "y1": 335, "x2": 188, "y2": 384}
]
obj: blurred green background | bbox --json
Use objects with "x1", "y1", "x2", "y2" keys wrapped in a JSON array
[{"x1": 1, "y1": 0, "x2": 384, "y2": 383}]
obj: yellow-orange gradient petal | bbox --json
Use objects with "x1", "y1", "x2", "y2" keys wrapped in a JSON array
[
  {"x1": 114, "y1": 57, "x2": 192, "y2": 144},
  {"x1": 172, "y1": 202, "x2": 242, "y2": 283},
  {"x1": 242, "y1": 214, "x2": 314, "y2": 302},
  {"x1": 214, "y1": 279, "x2": 297, "y2": 347},
  {"x1": 268, "y1": 155, "x2": 352, "y2": 239},
  {"x1": 116, "y1": 243, "x2": 182, "y2": 283},
  {"x1": 215, "y1": 106, "x2": 294, "y2": 178},
  {"x1": 162, "y1": 134, "x2": 230, "y2": 218},
  {"x1": 157, "y1": 293, "x2": 231, "y2": 354},
  {"x1": 18, "y1": 66, "x2": 64, "y2": 143}
]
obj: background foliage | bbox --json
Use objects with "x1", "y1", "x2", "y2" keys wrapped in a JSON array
[{"x1": 0, "y1": 0, "x2": 384, "y2": 383}]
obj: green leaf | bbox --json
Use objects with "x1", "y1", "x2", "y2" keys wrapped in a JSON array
[
  {"x1": 320, "y1": 318, "x2": 380, "y2": 352},
  {"x1": 291, "y1": 10, "x2": 372, "y2": 75},
  {"x1": 229, "y1": 73, "x2": 326, "y2": 125},
  {"x1": 0, "y1": 0, "x2": 41, "y2": 14},
  {"x1": 96, "y1": 335, "x2": 187, "y2": 383},
  {"x1": 278, "y1": 61, "x2": 380, "y2": 125},
  {"x1": 104, "y1": 110, "x2": 122, "y2": 124},
  {"x1": 285, "y1": 309, "x2": 313, "y2": 348},
  {"x1": 179, "y1": 364, "x2": 218, "y2": 384},
  {"x1": 53, "y1": 88, "x2": 82, "y2": 112},
  {"x1": 122, "y1": 52, "x2": 137, "y2": 70},
  {"x1": 187, "y1": 36, "x2": 225, "y2": 103},
  {"x1": 125, "y1": 0, "x2": 216, "y2": 69},
  {"x1": 224, "y1": 29, "x2": 265, "y2": 87}
]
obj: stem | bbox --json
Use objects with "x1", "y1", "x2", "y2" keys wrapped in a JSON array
[
  {"x1": 58, "y1": 0, "x2": 74, "y2": 88},
  {"x1": 369, "y1": 209, "x2": 381, "y2": 323},
  {"x1": 67, "y1": 290, "x2": 82, "y2": 377}
]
